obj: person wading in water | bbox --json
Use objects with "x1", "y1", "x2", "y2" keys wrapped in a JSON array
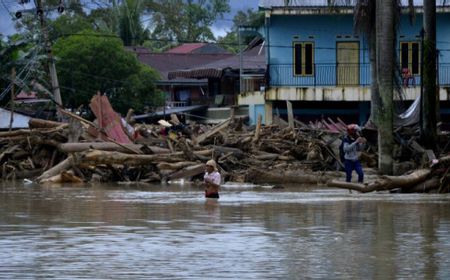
[
  {"x1": 342, "y1": 124, "x2": 366, "y2": 183},
  {"x1": 203, "y1": 159, "x2": 221, "y2": 199}
]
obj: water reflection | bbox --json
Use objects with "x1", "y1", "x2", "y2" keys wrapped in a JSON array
[{"x1": 1, "y1": 181, "x2": 450, "y2": 279}]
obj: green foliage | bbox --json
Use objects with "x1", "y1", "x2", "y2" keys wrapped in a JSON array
[
  {"x1": 217, "y1": 9, "x2": 264, "y2": 53},
  {"x1": 112, "y1": 65, "x2": 165, "y2": 113},
  {"x1": 0, "y1": 34, "x2": 47, "y2": 106},
  {"x1": 53, "y1": 30, "x2": 160, "y2": 114},
  {"x1": 148, "y1": 0, "x2": 230, "y2": 50},
  {"x1": 117, "y1": 0, "x2": 149, "y2": 46},
  {"x1": 49, "y1": 14, "x2": 93, "y2": 41}
]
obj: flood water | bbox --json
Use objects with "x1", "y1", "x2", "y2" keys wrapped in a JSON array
[{"x1": 1, "y1": 181, "x2": 450, "y2": 279}]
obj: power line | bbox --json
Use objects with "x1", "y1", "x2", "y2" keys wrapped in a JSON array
[{"x1": 55, "y1": 32, "x2": 450, "y2": 52}]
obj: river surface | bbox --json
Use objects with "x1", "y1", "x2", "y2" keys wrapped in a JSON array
[{"x1": 1, "y1": 180, "x2": 450, "y2": 279}]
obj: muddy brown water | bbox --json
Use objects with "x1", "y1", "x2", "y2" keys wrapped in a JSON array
[{"x1": 1, "y1": 181, "x2": 450, "y2": 279}]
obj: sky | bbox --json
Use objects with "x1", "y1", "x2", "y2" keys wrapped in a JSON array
[{"x1": 0, "y1": 0, "x2": 260, "y2": 39}]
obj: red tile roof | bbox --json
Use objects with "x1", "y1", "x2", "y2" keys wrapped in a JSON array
[
  {"x1": 15, "y1": 91, "x2": 38, "y2": 100},
  {"x1": 166, "y1": 43, "x2": 207, "y2": 53}
]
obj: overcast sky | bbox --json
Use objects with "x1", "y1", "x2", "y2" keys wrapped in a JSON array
[{"x1": 0, "y1": 0, "x2": 259, "y2": 39}]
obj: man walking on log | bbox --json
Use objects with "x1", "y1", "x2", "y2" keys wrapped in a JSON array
[
  {"x1": 342, "y1": 124, "x2": 366, "y2": 183},
  {"x1": 203, "y1": 159, "x2": 221, "y2": 199}
]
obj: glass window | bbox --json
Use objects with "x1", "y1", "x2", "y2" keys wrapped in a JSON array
[
  {"x1": 400, "y1": 42, "x2": 420, "y2": 75},
  {"x1": 293, "y1": 42, "x2": 314, "y2": 76}
]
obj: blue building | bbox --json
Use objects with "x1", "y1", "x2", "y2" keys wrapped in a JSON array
[{"x1": 238, "y1": 0, "x2": 450, "y2": 126}]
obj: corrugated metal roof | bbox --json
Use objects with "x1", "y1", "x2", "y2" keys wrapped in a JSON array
[
  {"x1": 129, "y1": 47, "x2": 233, "y2": 80},
  {"x1": 0, "y1": 108, "x2": 31, "y2": 129},
  {"x1": 166, "y1": 43, "x2": 207, "y2": 53},
  {"x1": 168, "y1": 41, "x2": 266, "y2": 80}
]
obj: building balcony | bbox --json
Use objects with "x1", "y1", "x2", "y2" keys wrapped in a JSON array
[{"x1": 268, "y1": 63, "x2": 450, "y2": 88}]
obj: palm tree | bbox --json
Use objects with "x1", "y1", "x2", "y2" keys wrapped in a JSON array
[
  {"x1": 422, "y1": 0, "x2": 438, "y2": 149},
  {"x1": 353, "y1": 0, "x2": 400, "y2": 174},
  {"x1": 374, "y1": 0, "x2": 401, "y2": 174},
  {"x1": 115, "y1": 0, "x2": 148, "y2": 46}
]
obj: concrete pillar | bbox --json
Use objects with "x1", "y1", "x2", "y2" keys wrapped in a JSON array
[{"x1": 265, "y1": 101, "x2": 273, "y2": 125}]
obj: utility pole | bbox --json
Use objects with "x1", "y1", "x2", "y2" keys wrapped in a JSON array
[
  {"x1": 238, "y1": 25, "x2": 243, "y2": 94},
  {"x1": 36, "y1": 0, "x2": 63, "y2": 118},
  {"x1": 8, "y1": 67, "x2": 16, "y2": 131}
]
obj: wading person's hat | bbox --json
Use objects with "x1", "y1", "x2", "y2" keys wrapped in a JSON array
[{"x1": 206, "y1": 159, "x2": 217, "y2": 171}]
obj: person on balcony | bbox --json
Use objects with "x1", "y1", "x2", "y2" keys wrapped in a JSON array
[{"x1": 402, "y1": 68, "x2": 415, "y2": 87}]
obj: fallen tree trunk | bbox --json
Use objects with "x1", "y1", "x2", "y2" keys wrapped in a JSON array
[
  {"x1": 29, "y1": 118, "x2": 66, "y2": 129},
  {"x1": 81, "y1": 149, "x2": 212, "y2": 166},
  {"x1": 327, "y1": 169, "x2": 431, "y2": 192},
  {"x1": 37, "y1": 156, "x2": 76, "y2": 183},
  {"x1": 167, "y1": 163, "x2": 205, "y2": 180},
  {"x1": 211, "y1": 145, "x2": 244, "y2": 158},
  {"x1": 327, "y1": 180, "x2": 371, "y2": 192},
  {"x1": 195, "y1": 118, "x2": 230, "y2": 145},
  {"x1": 402, "y1": 177, "x2": 441, "y2": 193},
  {"x1": 157, "y1": 161, "x2": 198, "y2": 170},
  {"x1": 10, "y1": 168, "x2": 44, "y2": 180},
  {"x1": 245, "y1": 168, "x2": 334, "y2": 184},
  {"x1": 58, "y1": 142, "x2": 170, "y2": 154},
  {"x1": 40, "y1": 170, "x2": 83, "y2": 184}
]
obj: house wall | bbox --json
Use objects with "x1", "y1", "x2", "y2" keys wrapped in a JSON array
[{"x1": 267, "y1": 13, "x2": 450, "y2": 87}]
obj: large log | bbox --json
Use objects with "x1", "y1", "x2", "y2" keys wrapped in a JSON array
[
  {"x1": 195, "y1": 118, "x2": 230, "y2": 144},
  {"x1": 157, "y1": 161, "x2": 198, "y2": 170},
  {"x1": 37, "y1": 155, "x2": 75, "y2": 183},
  {"x1": 29, "y1": 118, "x2": 66, "y2": 129},
  {"x1": 327, "y1": 180, "x2": 370, "y2": 193},
  {"x1": 40, "y1": 170, "x2": 83, "y2": 184},
  {"x1": 0, "y1": 129, "x2": 32, "y2": 138},
  {"x1": 10, "y1": 168, "x2": 43, "y2": 179},
  {"x1": 327, "y1": 169, "x2": 431, "y2": 193},
  {"x1": 58, "y1": 142, "x2": 170, "y2": 154},
  {"x1": 167, "y1": 163, "x2": 205, "y2": 180},
  {"x1": 211, "y1": 145, "x2": 244, "y2": 158},
  {"x1": 245, "y1": 168, "x2": 334, "y2": 184},
  {"x1": 81, "y1": 149, "x2": 212, "y2": 165},
  {"x1": 403, "y1": 177, "x2": 441, "y2": 193}
]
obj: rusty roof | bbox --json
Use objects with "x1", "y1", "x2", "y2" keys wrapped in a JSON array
[
  {"x1": 168, "y1": 41, "x2": 266, "y2": 80},
  {"x1": 165, "y1": 43, "x2": 230, "y2": 54},
  {"x1": 129, "y1": 47, "x2": 233, "y2": 80}
]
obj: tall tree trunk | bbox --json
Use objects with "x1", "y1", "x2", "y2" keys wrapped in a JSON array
[
  {"x1": 422, "y1": 0, "x2": 438, "y2": 149},
  {"x1": 369, "y1": 27, "x2": 381, "y2": 125},
  {"x1": 376, "y1": 0, "x2": 394, "y2": 174}
]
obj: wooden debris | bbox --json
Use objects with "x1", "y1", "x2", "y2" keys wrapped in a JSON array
[{"x1": 0, "y1": 99, "x2": 448, "y2": 194}]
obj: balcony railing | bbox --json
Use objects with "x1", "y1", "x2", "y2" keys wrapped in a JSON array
[
  {"x1": 259, "y1": 0, "x2": 449, "y2": 8},
  {"x1": 268, "y1": 63, "x2": 450, "y2": 87}
]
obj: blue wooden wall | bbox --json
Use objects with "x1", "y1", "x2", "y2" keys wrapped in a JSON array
[{"x1": 266, "y1": 12, "x2": 450, "y2": 87}]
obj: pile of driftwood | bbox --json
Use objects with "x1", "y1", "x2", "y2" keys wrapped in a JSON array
[{"x1": 0, "y1": 96, "x2": 449, "y2": 193}]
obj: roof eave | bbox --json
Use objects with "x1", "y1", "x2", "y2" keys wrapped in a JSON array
[{"x1": 264, "y1": 6, "x2": 450, "y2": 16}]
